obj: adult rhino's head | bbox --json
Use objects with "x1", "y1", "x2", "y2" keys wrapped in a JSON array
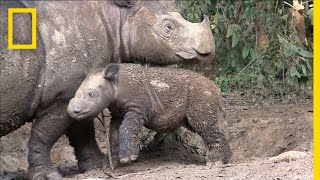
[{"x1": 115, "y1": 0, "x2": 215, "y2": 65}]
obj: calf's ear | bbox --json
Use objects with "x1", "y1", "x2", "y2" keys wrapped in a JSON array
[{"x1": 104, "y1": 64, "x2": 119, "y2": 81}]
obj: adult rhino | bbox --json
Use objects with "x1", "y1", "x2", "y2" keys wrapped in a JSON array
[{"x1": 0, "y1": 0, "x2": 215, "y2": 179}]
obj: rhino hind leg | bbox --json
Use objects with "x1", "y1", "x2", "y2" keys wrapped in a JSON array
[
  {"x1": 66, "y1": 119, "x2": 106, "y2": 172},
  {"x1": 28, "y1": 104, "x2": 73, "y2": 180},
  {"x1": 185, "y1": 114, "x2": 231, "y2": 165}
]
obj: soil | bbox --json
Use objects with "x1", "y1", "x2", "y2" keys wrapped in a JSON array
[{"x1": 0, "y1": 92, "x2": 313, "y2": 180}]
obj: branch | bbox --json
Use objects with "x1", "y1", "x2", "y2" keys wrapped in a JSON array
[{"x1": 102, "y1": 110, "x2": 114, "y2": 170}]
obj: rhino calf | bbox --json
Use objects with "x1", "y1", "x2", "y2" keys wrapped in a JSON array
[{"x1": 67, "y1": 64, "x2": 231, "y2": 165}]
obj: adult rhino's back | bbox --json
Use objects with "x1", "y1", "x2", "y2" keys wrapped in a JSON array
[
  {"x1": 0, "y1": 1, "x2": 46, "y2": 136},
  {"x1": 0, "y1": 1, "x2": 115, "y2": 136}
]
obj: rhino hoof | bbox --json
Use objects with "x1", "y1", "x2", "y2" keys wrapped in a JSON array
[
  {"x1": 130, "y1": 154, "x2": 138, "y2": 161},
  {"x1": 119, "y1": 147, "x2": 139, "y2": 164},
  {"x1": 120, "y1": 157, "x2": 130, "y2": 164},
  {"x1": 119, "y1": 154, "x2": 139, "y2": 164},
  {"x1": 78, "y1": 154, "x2": 106, "y2": 172},
  {"x1": 28, "y1": 169, "x2": 62, "y2": 180}
]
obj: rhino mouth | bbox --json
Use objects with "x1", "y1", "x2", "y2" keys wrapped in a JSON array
[
  {"x1": 72, "y1": 111, "x2": 90, "y2": 120},
  {"x1": 175, "y1": 51, "x2": 197, "y2": 60},
  {"x1": 67, "y1": 105, "x2": 90, "y2": 120},
  {"x1": 175, "y1": 50, "x2": 212, "y2": 63}
]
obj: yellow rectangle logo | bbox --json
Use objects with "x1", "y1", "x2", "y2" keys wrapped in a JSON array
[{"x1": 8, "y1": 8, "x2": 37, "y2": 49}]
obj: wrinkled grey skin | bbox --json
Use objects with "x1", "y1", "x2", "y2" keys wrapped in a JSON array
[
  {"x1": 0, "y1": 0, "x2": 215, "y2": 179},
  {"x1": 68, "y1": 64, "x2": 231, "y2": 166}
]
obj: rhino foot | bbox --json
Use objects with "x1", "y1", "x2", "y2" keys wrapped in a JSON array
[
  {"x1": 28, "y1": 168, "x2": 62, "y2": 180},
  {"x1": 77, "y1": 153, "x2": 106, "y2": 172},
  {"x1": 207, "y1": 142, "x2": 231, "y2": 165},
  {"x1": 119, "y1": 148, "x2": 139, "y2": 164},
  {"x1": 120, "y1": 154, "x2": 139, "y2": 164}
]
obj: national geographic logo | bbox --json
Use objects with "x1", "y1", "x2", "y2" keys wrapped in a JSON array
[{"x1": 8, "y1": 8, "x2": 37, "y2": 49}]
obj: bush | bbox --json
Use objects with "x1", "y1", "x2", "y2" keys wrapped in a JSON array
[{"x1": 177, "y1": 0, "x2": 313, "y2": 96}]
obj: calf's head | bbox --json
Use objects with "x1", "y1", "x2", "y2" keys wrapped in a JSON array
[
  {"x1": 117, "y1": 0, "x2": 215, "y2": 65},
  {"x1": 67, "y1": 64, "x2": 120, "y2": 120}
]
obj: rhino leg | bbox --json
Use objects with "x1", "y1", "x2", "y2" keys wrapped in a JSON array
[
  {"x1": 118, "y1": 111, "x2": 144, "y2": 164},
  {"x1": 28, "y1": 104, "x2": 73, "y2": 180},
  {"x1": 186, "y1": 114, "x2": 231, "y2": 164},
  {"x1": 66, "y1": 119, "x2": 106, "y2": 172}
]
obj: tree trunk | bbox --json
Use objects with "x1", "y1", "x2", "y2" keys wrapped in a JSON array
[
  {"x1": 292, "y1": 0, "x2": 306, "y2": 45},
  {"x1": 255, "y1": 1, "x2": 269, "y2": 50}
]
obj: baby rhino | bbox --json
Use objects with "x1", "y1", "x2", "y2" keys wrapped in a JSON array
[{"x1": 67, "y1": 63, "x2": 231, "y2": 165}]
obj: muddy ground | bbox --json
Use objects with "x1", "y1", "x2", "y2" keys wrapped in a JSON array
[{"x1": 0, "y1": 92, "x2": 313, "y2": 179}]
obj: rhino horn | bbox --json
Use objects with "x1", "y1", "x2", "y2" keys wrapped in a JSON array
[{"x1": 202, "y1": 15, "x2": 210, "y2": 25}]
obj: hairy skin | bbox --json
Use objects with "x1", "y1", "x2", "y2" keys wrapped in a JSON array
[
  {"x1": 68, "y1": 64, "x2": 231, "y2": 166},
  {"x1": 0, "y1": 0, "x2": 215, "y2": 179}
]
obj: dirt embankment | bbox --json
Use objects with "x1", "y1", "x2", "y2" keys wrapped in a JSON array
[{"x1": 0, "y1": 93, "x2": 313, "y2": 180}]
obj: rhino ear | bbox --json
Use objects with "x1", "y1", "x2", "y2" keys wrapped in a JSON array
[
  {"x1": 114, "y1": 0, "x2": 137, "y2": 8},
  {"x1": 104, "y1": 64, "x2": 119, "y2": 81},
  {"x1": 159, "y1": 0, "x2": 176, "y2": 11}
]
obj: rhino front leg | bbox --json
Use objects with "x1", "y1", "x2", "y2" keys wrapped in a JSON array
[
  {"x1": 119, "y1": 111, "x2": 145, "y2": 164},
  {"x1": 66, "y1": 119, "x2": 106, "y2": 172},
  {"x1": 28, "y1": 104, "x2": 73, "y2": 180}
]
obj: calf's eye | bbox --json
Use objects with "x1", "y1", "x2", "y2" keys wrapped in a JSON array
[{"x1": 88, "y1": 92, "x2": 95, "y2": 98}]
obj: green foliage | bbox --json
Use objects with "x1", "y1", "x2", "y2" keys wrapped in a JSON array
[{"x1": 177, "y1": 0, "x2": 313, "y2": 96}]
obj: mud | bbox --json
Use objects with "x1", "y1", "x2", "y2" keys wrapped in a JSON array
[{"x1": 0, "y1": 93, "x2": 313, "y2": 179}]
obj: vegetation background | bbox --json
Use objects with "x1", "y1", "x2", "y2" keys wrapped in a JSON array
[{"x1": 177, "y1": 0, "x2": 313, "y2": 98}]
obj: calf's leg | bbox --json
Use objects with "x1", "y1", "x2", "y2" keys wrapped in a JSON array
[
  {"x1": 186, "y1": 113, "x2": 231, "y2": 164},
  {"x1": 118, "y1": 111, "x2": 145, "y2": 164},
  {"x1": 185, "y1": 89, "x2": 231, "y2": 164}
]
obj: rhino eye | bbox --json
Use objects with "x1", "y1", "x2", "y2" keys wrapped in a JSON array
[
  {"x1": 164, "y1": 23, "x2": 172, "y2": 33},
  {"x1": 162, "y1": 20, "x2": 175, "y2": 37},
  {"x1": 88, "y1": 92, "x2": 95, "y2": 98}
]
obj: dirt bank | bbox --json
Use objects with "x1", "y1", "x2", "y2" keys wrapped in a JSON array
[{"x1": 0, "y1": 93, "x2": 313, "y2": 179}]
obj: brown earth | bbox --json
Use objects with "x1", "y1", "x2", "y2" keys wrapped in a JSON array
[{"x1": 0, "y1": 92, "x2": 313, "y2": 180}]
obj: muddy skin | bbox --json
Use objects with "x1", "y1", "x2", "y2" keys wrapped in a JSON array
[
  {"x1": 0, "y1": 0, "x2": 216, "y2": 179},
  {"x1": 68, "y1": 64, "x2": 231, "y2": 167}
]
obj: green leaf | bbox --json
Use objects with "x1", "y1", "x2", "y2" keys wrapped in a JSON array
[
  {"x1": 214, "y1": 11, "x2": 219, "y2": 22},
  {"x1": 286, "y1": 43, "x2": 299, "y2": 57},
  {"x1": 227, "y1": 24, "x2": 241, "y2": 38},
  {"x1": 307, "y1": 8, "x2": 313, "y2": 25},
  {"x1": 226, "y1": 26, "x2": 234, "y2": 38},
  {"x1": 232, "y1": 34, "x2": 240, "y2": 47},
  {"x1": 278, "y1": 34, "x2": 288, "y2": 44},
  {"x1": 289, "y1": 66, "x2": 301, "y2": 78},
  {"x1": 298, "y1": 49, "x2": 313, "y2": 58},
  {"x1": 301, "y1": 64, "x2": 307, "y2": 76},
  {"x1": 242, "y1": 44, "x2": 250, "y2": 58},
  {"x1": 231, "y1": 58, "x2": 236, "y2": 68},
  {"x1": 249, "y1": 47, "x2": 256, "y2": 60},
  {"x1": 281, "y1": 14, "x2": 289, "y2": 21},
  {"x1": 306, "y1": 61, "x2": 312, "y2": 73},
  {"x1": 275, "y1": 60, "x2": 283, "y2": 69}
]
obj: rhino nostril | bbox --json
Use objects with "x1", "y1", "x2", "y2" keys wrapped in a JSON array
[
  {"x1": 70, "y1": 104, "x2": 82, "y2": 114},
  {"x1": 73, "y1": 109, "x2": 81, "y2": 114}
]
